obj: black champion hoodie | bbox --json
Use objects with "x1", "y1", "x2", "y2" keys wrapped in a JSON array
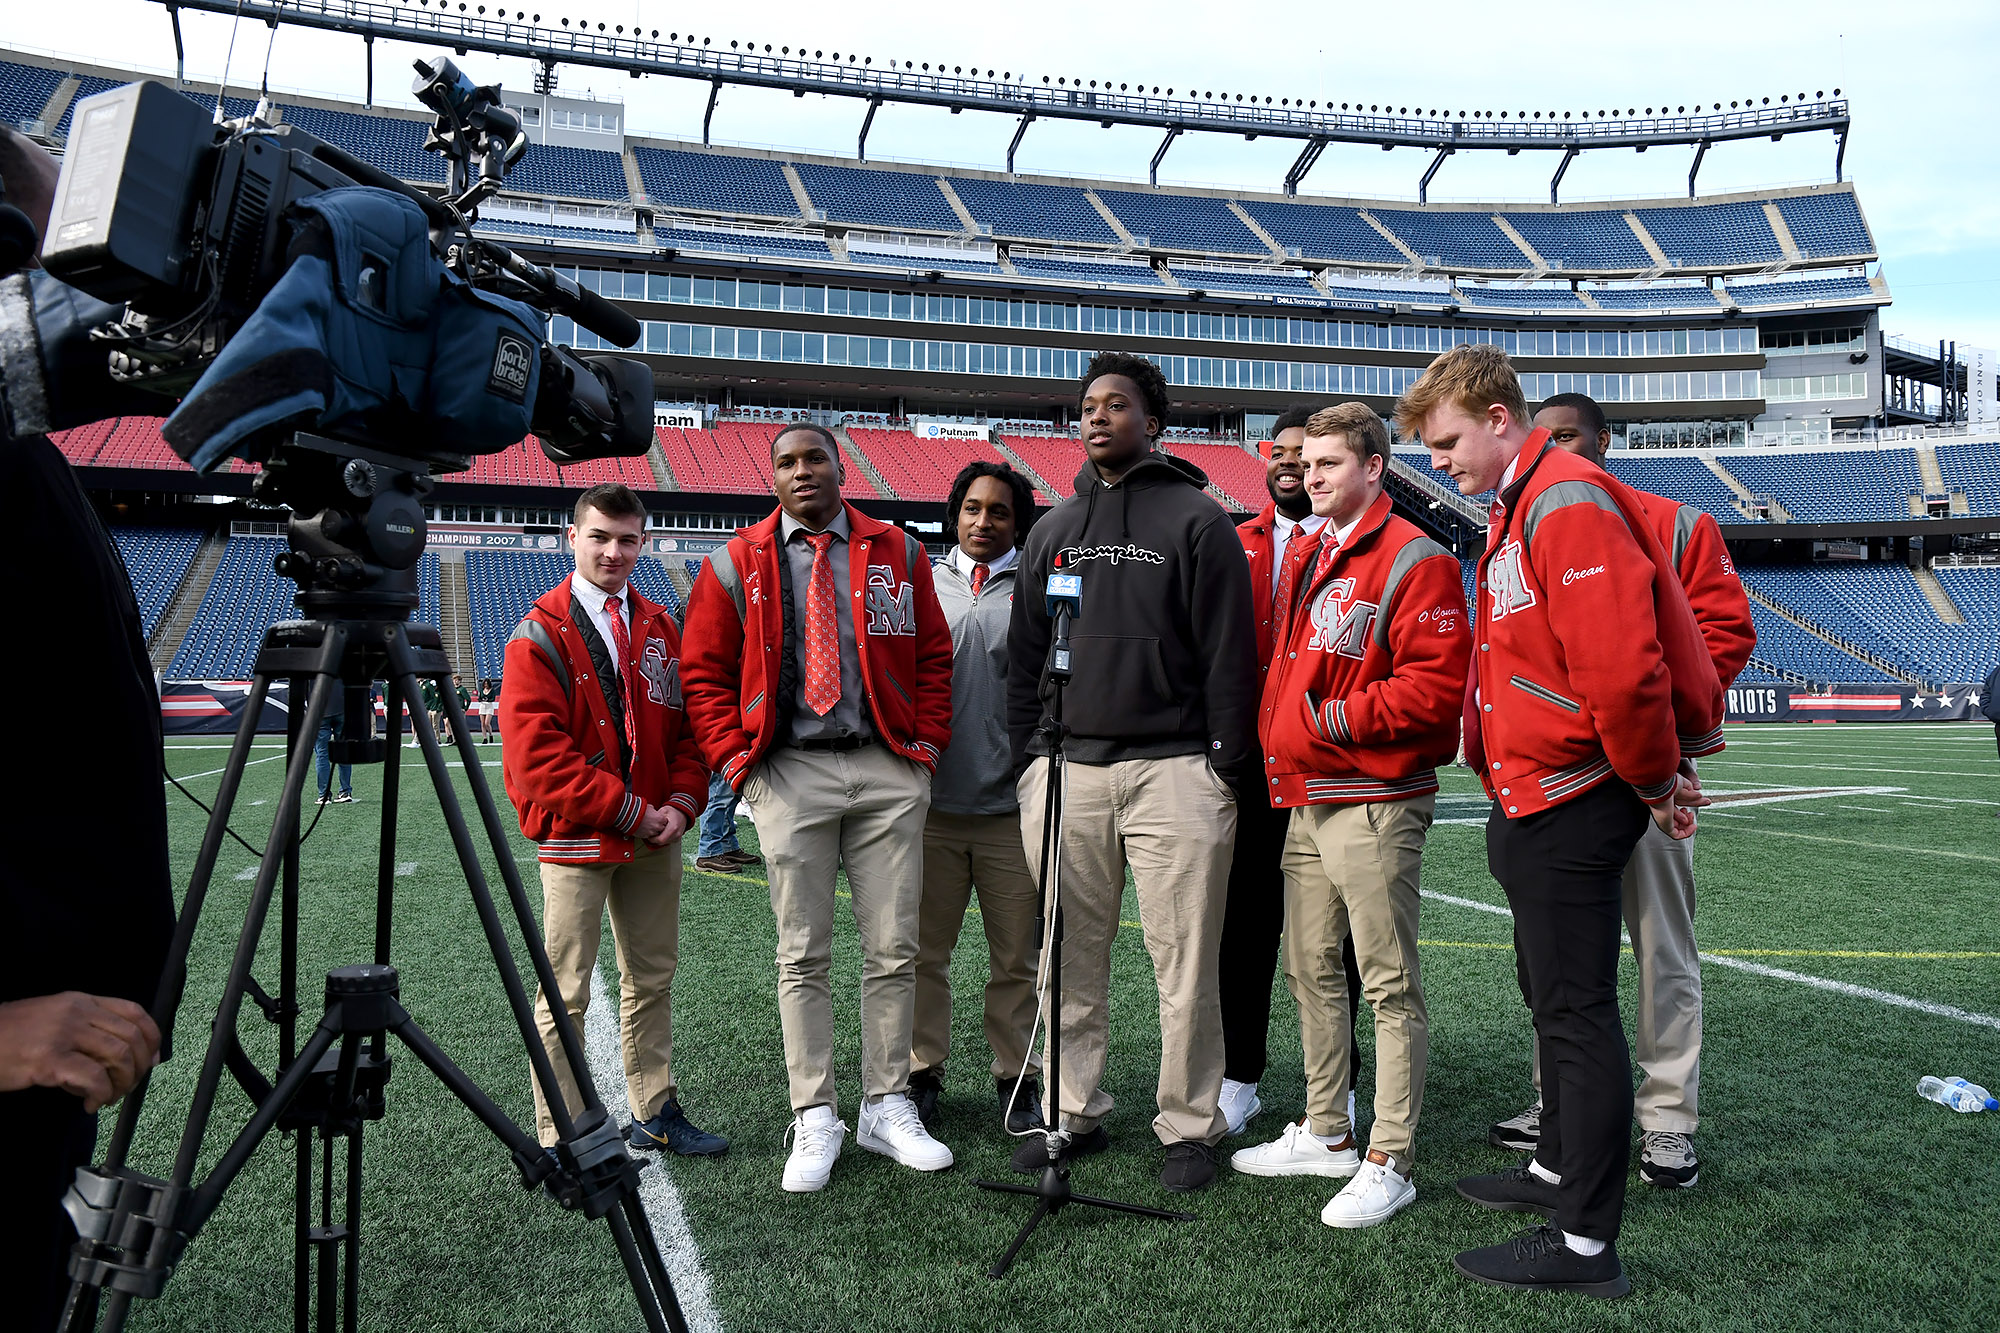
[{"x1": 1007, "y1": 447, "x2": 1259, "y2": 788}]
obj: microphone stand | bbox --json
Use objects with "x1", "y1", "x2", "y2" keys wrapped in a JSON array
[{"x1": 973, "y1": 598, "x2": 1193, "y2": 1278}]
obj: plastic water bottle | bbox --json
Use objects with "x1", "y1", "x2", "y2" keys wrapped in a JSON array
[{"x1": 1917, "y1": 1076, "x2": 1998, "y2": 1112}]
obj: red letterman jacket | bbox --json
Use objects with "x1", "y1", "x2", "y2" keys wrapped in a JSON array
[
  {"x1": 1258, "y1": 491, "x2": 1471, "y2": 808},
  {"x1": 500, "y1": 581, "x2": 708, "y2": 864},
  {"x1": 1633, "y1": 490, "x2": 1756, "y2": 690},
  {"x1": 1236, "y1": 503, "x2": 1289, "y2": 668},
  {"x1": 1466, "y1": 433, "x2": 1725, "y2": 818},
  {"x1": 681, "y1": 501, "x2": 953, "y2": 788}
]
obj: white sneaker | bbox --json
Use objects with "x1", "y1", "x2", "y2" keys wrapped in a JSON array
[
  {"x1": 1218, "y1": 1078, "x2": 1263, "y2": 1135},
  {"x1": 781, "y1": 1106, "x2": 847, "y2": 1193},
  {"x1": 856, "y1": 1093, "x2": 954, "y2": 1172},
  {"x1": 1321, "y1": 1149, "x2": 1417, "y2": 1228},
  {"x1": 1230, "y1": 1117, "x2": 1361, "y2": 1179}
]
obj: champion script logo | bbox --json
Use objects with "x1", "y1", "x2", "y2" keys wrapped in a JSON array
[
  {"x1": 1561, "y1": 565, "x2": 1606, "y2": 586},
  {"x1": 1054, "y1": 542, "x2": 1165, "y2": 569}
]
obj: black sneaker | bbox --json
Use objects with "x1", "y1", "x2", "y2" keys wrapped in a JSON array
[
  {"x1": 908, "y1": 1066, "x2": 943, "y2": 1129},
  {"x1": 997, "y1": 1075, "x2": 1045, "y2": 1134},
  {"x1": 628, "y1": 1098, "x2": 729, "y2": 1157},
  {"x1": 1453, "y1": 1224, "x2": 1631, "y2": 1299},
  {"x1": 1488, "y1": 1100, "x2": 1541, "y2": 1151},
  {"x1": 1639, "y1": 1131, "x2": 1699, "y2": 1189},
  {"x1": 1160, "y1": 1141, "x2": 1218, "y2": 1193},
  {"x1": 1454, "y1": 1160, "x2": 1560, "y2": 1216},
  {"x1": 1010, "y1": 1126, "x2": 1108, "y2": 1174}
]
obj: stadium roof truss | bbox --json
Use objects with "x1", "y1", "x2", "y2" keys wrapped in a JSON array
[{"x1": 153, "y1": 0, "x2": 1851, "y2": 202}]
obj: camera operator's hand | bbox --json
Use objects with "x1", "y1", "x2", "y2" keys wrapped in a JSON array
[{"x1": 0, "y1": 991, "x2": 162, "y2": 1112}]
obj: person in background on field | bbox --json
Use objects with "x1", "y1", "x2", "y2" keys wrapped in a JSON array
[
  {"x1": 1401, "y1": 345, "x2": 1715, "y2": 1299},
  {"x1": 682, "y1": 424, "x2": 956, "y2": 1193},
  {"x1": 477, "y1": 677, "x2": 498, "y2": 743},
  {"x1": 910, "y1": 460, "x2": 1045, "y2": 1136},
  {"x1": 1473, "y1": 393, "x2": 1756, "y2": 1192},
  {"x1": 452, "y1": 673, "x2": 473, "y2": 745},
  {"x1": 1005, "y1": 352, "x2": 1260, "y2": 1194},
  {"x1": 1229, "y1": 404, "x2": 1468, "y2": 1230},
  {"x1": 1983, "y1": 661, "x2": 2000, "y2": 765},
  {"x1": 1218, "y1": 403, "x2": 1366, "y2": 1138},
  {"x1": 501, "y1": 483, "x2": 727, "y2": 1161},
  {"x1": 314, "y1": 684, "x2": 355, "y2": 805},
  {"x1": 692, "y1": 771, "x2": 758, "y2": 875}
]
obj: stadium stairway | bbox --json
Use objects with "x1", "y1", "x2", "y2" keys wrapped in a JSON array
[
  {"x1": 831, "y1": 424, "x2": 897, "y2": 500},
  {"x1": 648, "y1": 439, "x2": 678, "y2": 490},
  {"x1": 439, "y1": 552, "x2": 476, "y2": 676},
  {"x1": 1911, "y1": 565, "x2": 1965, "y2": 625},
  {"x1": 1702, "y1": 456, "x2": 1791, "y2": 522},
  {"x1": 989, "y1": 436, "x2": 1060, "y2": 503},
  {"x1": 149, "y1": 529, "x2": 226, "y2": 671},
  {"x1": 1741, "y1": 581, "x2": 1922, "y2": 684}
]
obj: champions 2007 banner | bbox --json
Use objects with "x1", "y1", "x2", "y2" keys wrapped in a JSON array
[{"x1": 1724, "y1": 682, "x2": 1987, "y2": 724}]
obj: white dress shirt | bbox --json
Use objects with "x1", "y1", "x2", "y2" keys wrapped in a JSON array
[
  {"x1": 570, "y1": 570, "x2": 631, "y2": 664},
  {"x1": 951, "y1": 544, "x2": 1019, "y2": 584},
  {"x1": 1270, "y1": 510, "x2": 1327, "y2": 596}
]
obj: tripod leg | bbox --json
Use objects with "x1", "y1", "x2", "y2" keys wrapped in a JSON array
[
  {"x1": 102, "y1": 674, "x2": 275, "y2": 1168},
  {"x1": 618, "y1": 1192, "x2": 689, "y2": 1333},
  {"x1": 989, "y1": 1199, "x2": 1053, "y2": 1280}
]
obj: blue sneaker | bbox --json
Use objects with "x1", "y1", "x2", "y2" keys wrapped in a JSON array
[{"x1": 629, "y1": 1098, "x2": 728, "y2": 1157}]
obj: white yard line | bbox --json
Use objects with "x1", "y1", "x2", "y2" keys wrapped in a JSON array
[
  {"x1": 167, "y1": 754, "x2": 285, "y2": 783},
  {"x1": 584, "y1": 967, "x2": 723, "y2": 1333},
  {"x1": 1418, "y1": 891, "x2": 2000, "y2": 1032},
  {"x1": 1701, "y1": 759, "x2": 1988, "y2": 778},
  {"x1": 1732, "y1": 828, "x2": 2000, "y2": 865}
]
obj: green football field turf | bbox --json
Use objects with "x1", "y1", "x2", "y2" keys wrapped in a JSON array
[{"x1": 123, "y1": 722, "x2": 1998, "y2": 1332}]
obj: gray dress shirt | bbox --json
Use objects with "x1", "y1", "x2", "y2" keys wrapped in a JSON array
[{"x1": 780, "y1": 509, "x2": 872, "y2": 742}]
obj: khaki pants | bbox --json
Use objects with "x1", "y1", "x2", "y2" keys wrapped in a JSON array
[
  {"x1": 742, "y1": 744, "x2": 929, "y2": 1114},
  {"x1": 1531, "y1": 818, "x2": 1702, "y2": 1132},
  {"x1": 1281, "y1": 795, "x2": 1433, "y2": 1163},
  {"x1": 915, "y1": 810, "x2": 1041, "y2": 1081},
  {"x1": 1017, "y1": 754, "x2": 1234, "y2": 1146},
  {"x1": 531, "y1": 840, "x2": 681, "y2": 1146}
]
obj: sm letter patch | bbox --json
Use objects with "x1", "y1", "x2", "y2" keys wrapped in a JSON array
[
  {"x1": 1486, "y1": 539, "x2": 1537, "y2": 620},
  {"x1": 865, "y1": 564, "x2": 915, "y2": 636},
  {"x1": 1306, "y1": 578, "x2": 1378, "y2": 659}
]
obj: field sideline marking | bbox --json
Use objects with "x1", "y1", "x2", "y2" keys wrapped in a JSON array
[
  {"x1": 167, "y1": 754, "x2": 283, "y2": 783},
  {"x1": 583, "y1": 967, "x2": 723, "y2": 1333},
  {"x1": 1419, "y1": 892, "x2": 2000, "y2": 1032},
  {"x1": 1739, "y1": 827, "x2": 2000, "y2": 864},
  {"x1": 1702, "y1": 759, "x2": 1988, "y2": 778}
]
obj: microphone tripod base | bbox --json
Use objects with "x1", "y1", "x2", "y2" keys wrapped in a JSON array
[{"x1": 974, "y1": 1148, "x2": 1194, "y2": 1279}]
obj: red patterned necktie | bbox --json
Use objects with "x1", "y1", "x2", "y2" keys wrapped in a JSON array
[
  {"x1": 1310, "y1": 533, "x2": 1341, "y2": 587},
  {"x1": 803, "y1": 532, "x2": 842, "y2": 716},
  {"x1": 603, "y1": 593, "x2": 637, "y2": 756},
  {"x1": 1271, "y1": 526, "x2": 1301, "y2": 617},
  {"x1": 970, "y1": 562, "x2": 990, "y2": 596}
]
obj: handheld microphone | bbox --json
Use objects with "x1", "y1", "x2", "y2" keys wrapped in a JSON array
[{"x1": 1045, "y1": 571, "x2": 1082, "y2": 682}]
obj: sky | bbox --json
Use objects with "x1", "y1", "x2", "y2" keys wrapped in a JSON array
[{"x1": 12, "y1": 0, "x2": 1998, "y2": 348}]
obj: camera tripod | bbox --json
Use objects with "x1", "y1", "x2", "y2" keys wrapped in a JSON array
[
  {"x1": 973, "y1": 598, "x2": 1193, "y2": 1278},
  {"x1": 60, "y1": 437, "x2": 686, "y2": 1333}
]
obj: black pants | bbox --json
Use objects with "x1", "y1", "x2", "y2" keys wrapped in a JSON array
[
  {"x1": 1487, "y1": 781, "x2": 1648, "y2": 1242},
  {"x1": 1220, "y1": 795, "x2": 1363, "y2": 1086},
  {"x1": 0, "y1": 1089, "x2": 99, "y2": 1333}
]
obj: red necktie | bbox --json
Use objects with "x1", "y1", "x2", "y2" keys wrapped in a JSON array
[
  {"x1": 970, "y1": 562, "x2": 990, "y2": 596},
  {"x1": 603, "y1": 593, "x2": 637, "y2": 757},
  {"x1": 803, "y1": 533, "x2": 842, "y2": 716},
  {"x1": 1310, "y1": 533, "x2": 1341, "y2": 588},
  {"x1": 1271, "y1": 527, "x2": 1301, "y2": 617}
]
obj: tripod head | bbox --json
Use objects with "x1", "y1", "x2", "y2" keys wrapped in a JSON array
[{"x1": 253, "y1": 431, "x2": 443, "y2": 625}]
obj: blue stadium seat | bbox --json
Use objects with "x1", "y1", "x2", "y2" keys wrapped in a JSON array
[
  {"x1": 112, "y1": 527, "x2": 203, "y2": 640},
  {"x1": 849, "y1": 247, "x2": 1006, "y2": 275},
  {"x1": 793, "y1": 163, "x2": 961, "y2": 232},
  {"x1": 501, "y1": 142, "x2": 630, "y2": 202},
  {"x1": 166, "y1": 537, "x2": 295, "y2": 678},
  {"x1": 1773, "y1": 191, "x2": 1873, "y2": 259},
  {"x1": 1723, "y1": 275, "x2": 1876, "y2": 306},
  {"x1": 1933, "y1": 442, "x2": 2000, "y2": 516},
  {"x1": 475, "y1": 218, "x2": 641, "y2": 247},
  {"x1": 1092, "y1": 189, "x2": 1262, "y2": 254},
  {"x1": 54, "y1": 74, "x2": 121, "y2": 136},
  {"x1": 1455, "y1": 286, "x2": 1587, "y2": 310},
  {"x1": 0, "y1": 60, "x2": 65, "y2": 130},
  {"x1": 1008, "y1": 254, "x2": 1165, "y2": 287},
  {"x1": 1234, "y1": 201, "x2": 1405, "y2": 266},
  {"x1": 1633, "y1": 201, "x2": 1781, "y2": 267},
  {"x1": 1743, "y1": 564, "x2": 1989, "y2": 684},
  {"x1": 1370, "y1": 210, "x2": 1526, "y2": 269},
  {"x1": 1719, "y1": 450, "x2": 1916, "y2": 523},
  {"x1": 659, "y1": 226, "x2": 834, "y2": 261},
  {"x1": 634, "y1": 147, "x2": 798, "y2": 217},
  {"x1": 1734, "y1": 589, "x2": 1899, "y2": 683},
  {"x1": 1169, "y1": 265, "x2": 1323, "y2": 299},
  {"x1": 1600, "y1": 454, "x2": 1745, "y2": 522},
  {"x1": 1500, "y1": 210, "x2": 1652, "y2": 270},
  {"x1": 275, "y1": 103, "x2": 446, "y2": 184},
  {"x1": 466, "y1": 551, "x2": 685, "y2": 678},
  {"x1": 946, "y1": 177, "x2": 1116, "y2": 244},
  {"x1": 1585, "y1": 284, "x2": 1724, "y2": 310}
]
